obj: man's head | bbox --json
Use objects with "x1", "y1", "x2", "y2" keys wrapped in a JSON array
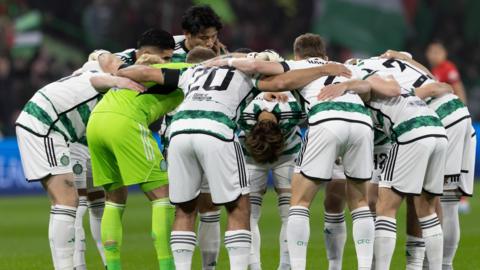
[
  {"x1": 136, "y1": 29, "x2": 175, "y2": 62},
  {"x1": 293, "y1": 33, "x2": 327, "y2": 60},
  {"x1": 426, "y1": 41, "x2": 447, "y2": 67},
  {"x1": 245, "y1": 114, "x2": 284, "y2": 164},
  {"x1": 186, "y1": 47, "x2": 216, "y2": 63},
  {"x1": 182, "y1": 5, "x2": 223, "y2": 50}
]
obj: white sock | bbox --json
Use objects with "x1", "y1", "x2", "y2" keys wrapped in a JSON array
[
  {"x1": 50, "y1": 205, "x2": 76, "y2": 270},
  {"x1": 277, "y1": 193, "x2": 291, "y2": 270},
  {"x1": 73, "y1": 197, "x2": 88, "y2": 270},
  {"x1": 351, "y1": 206, "x2": 375, "y2": 270},
  {"x1": 324, "y1": 211, "x2": 346, "y2": 270},
  {"x1": 49, "y1": 206, "x2": 57, "y2": 269},
  {"x1": 198, "y1": 210, "x2": 221, "y2": 270},
  {"x1": 419, "y1": 214, "x2": 443, "y2": 270},
  {"x1": 440, "y1": 197, "x2": 460, "y2": 270},
  {"x1": 374, "y1": 216, "x2": 397, "y2": 270},
  {"x1": 249, "y1": 193, "x2": 263, "y2": 270},
  {"x1": 406, "y1": 235, "x2": 426, "y2": 270},
  {"x1": 88, "y1": 198, "x2": 106, "y2": 266},
  {"x1": 225, "y1": 230, "x2": 252, "y2": 270},
  {"x1": 170, "y1": 231, "x2": 196, "y2": 270},
  {"x1": 287, "y1": 206, "x2": 310, "y2": 270}
]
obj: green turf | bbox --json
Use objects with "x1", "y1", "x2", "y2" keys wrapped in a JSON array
[{"x1": 1, "y1": 185, "x2": 480, "y2": 269}]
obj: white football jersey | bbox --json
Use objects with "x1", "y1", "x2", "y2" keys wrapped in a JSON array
[
  {"x1": 356, "y1": 57, "x2": 445, "y2": 143},
  {"x1": 283, "y1": 58, "x2": 372, "y2": 128},
  {"x1": 169, "y1": 65, "x2": 258, "y2": 141},
  {"x1": 426, "y1": 93, "x2": 470, "y2": 127},
  {"x1": 16, "y1": 61, "x2": 103, "y2": 142},
  {"x1": 238, "y1": 92, "x2": 306, "y2": 158}
]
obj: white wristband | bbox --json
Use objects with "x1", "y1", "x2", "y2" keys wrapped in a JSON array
[{"x1": 227, "y1": 58, "x2": 235, "y2": 67}]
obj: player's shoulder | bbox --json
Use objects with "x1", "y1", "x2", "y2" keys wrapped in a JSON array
[
  {"x1": 114, "y1": 48, "x2": 136, "y2": 65},
  {"x1": 173, "y1": 35, "x2": 187, "y2": 53},
  {"x1": 442, "y1": 60, "x2": 458, "y2": 70}
]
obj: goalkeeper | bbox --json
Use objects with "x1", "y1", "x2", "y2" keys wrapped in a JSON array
[{"x1": 87, "y1": 52, "x2": 191, "y2": 270}]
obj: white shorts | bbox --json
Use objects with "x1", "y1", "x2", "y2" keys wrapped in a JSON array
[
  {"x1": 380, "y1": 137, "x2": 447, "y2": 195},
  {"x1": 371, "y1": 144, "x2": 392, "y2": 184},
  {"x1": 443, "y1": 118, "x2": 472, "y2": 192},
  {"x1": 70, "y1": 142, "x2": 102, "y2": 192},
  {"x1": 246, "y1": 155, "x2": 294, "y2": 193},
  {"x1": 168, "y1": 134, "x2": 249, "y2": 204},
  {"x1": 458, "y1": 126, "x2": 476, "y2": 196},
  {"x1": 16, "y1": 127, "x2": 72, "y2": 181},
  {"x1": 332, "y1": 160, "x2": 346, "y2": 180},
  {"x1": 296, "y1": 121, "x2": 373, "y2": 181}
]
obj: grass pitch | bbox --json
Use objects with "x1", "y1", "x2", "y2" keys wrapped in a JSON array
[{"x1": 1, "y1": 185, "x2": 480, "y2": 269}]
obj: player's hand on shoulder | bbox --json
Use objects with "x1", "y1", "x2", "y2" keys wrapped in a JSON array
[
  {"x1": 323, "y1": 63, "x2": 352, "y2": 78},
  {"x1": 317, "y1": 82, "x2": 348, "y2": 101},
  {"x1": 114, "y1": 76, "x2": 146, "y2": 93},
  {"x1": 264, "y1": 92, "x2": 288, "y2": 103}
]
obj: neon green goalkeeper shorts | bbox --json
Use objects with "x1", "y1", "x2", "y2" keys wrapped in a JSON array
[{"x1": 87, "y1": 112, "x2": 168, "y2": 190}]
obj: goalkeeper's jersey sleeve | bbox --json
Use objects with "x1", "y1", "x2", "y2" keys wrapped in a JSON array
[{"x1": 92, "y1": 62, "x2": 193, "y2": 125}]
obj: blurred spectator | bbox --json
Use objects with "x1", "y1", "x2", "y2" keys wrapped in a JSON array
[{"x1": 426, "y1": 41, "x2": 467, "y2": 104}]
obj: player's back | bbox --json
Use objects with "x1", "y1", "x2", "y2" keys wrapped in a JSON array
[
  {"x1": 284, "y1": 58, "x2": 371, "y2": 127},
  {"x1": 170, "y1": 65, "x2": 257, "y2": 141},
  {"x1": 16, "y1": 61, "x2": 102, "y2": 141},
  {"x1": 358, "y1": 57, "x2": 445, "y2": 143}
]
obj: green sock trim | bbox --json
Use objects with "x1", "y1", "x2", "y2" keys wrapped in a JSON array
[{"x1": 158, "y1": 258, "x2": 175, "y2": 270}]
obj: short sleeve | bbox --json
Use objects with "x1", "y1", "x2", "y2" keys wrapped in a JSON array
[
  {"x1": 346, "y1": 64, "x2": 368, "y2": 80},
  {"x1": 177, "y1": 68, "x2": 193, "y2": 94}
]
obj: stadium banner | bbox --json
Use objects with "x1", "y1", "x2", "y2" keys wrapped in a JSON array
[
  {"x1": 1, "y1": 122, "x2": 480, "y2": 195},
  {"x1": 314, "y1": 0, "x2": 408, "y2": 54}
]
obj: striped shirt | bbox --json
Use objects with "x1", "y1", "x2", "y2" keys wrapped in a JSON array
[
  {"x1": 238, "y1": 92, "x2": 306, "y2": 158},
  {"x1": 356, "y1": 57, "x2": 446, "y2": 144},
  {"x1": 426, "y1": 94, "x2": 470, "y2": 128},
  {"x1": 16, "y1": 61, "x2": 103, "y2": 142},
  {"x1": 169, "y1": 65, "x2": 258, "y2": 141},
  {"x1": 283, "y1": 58, "x2": 372, "y2": 128}
]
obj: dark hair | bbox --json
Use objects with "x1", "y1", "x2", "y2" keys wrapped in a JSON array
[
  {"x1": 137, "y1": 29, "x2": 175, "y2": 50},
  {"x1": 181, "y1": 5, "x2": 223, "y2": 35},
  {"x1": 234, "y1": 48, "x2": 253, "y2": 53},
  {"x1": 186, "y1": 47, "x2": 216, "y2": 63},
  {"x1": 294, "y1": 33, "x2": 327, "y2": 59},
  {"x1": 245, "y1": 120, "x2": 285, "y2": 164}
]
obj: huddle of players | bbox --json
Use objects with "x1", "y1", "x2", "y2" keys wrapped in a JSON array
[{"x1": 14, "y1": 4, "x2": 476, "y2": 270}]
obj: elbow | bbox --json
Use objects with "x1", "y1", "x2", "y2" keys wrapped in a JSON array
[
  {"x1": 273, "y1": 78, "x2": 293, "y2": 91},
  {"x1": 385, "y1": 83, "x2": 401, "y2": 97}
]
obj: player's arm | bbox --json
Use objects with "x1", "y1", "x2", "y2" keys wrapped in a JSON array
[
  {"x1": 415, "y1": 82, "x2": 454, "y2": 100},
  {"x1": 256, "y1": 63, "x2": 353, "y2": 92},
  {"x1": 317, "y1": 74, "x2": 400, "y2": 101},
  {"x1": 97, "y1": 53, "x2": 124, "y2": 74},
  {"x1": 205, "y1": 58, "x2": 286, "y2": 75},
  {"x1": 90, "y1": 74, "x2": 146, "y2": 93},
  {"x1": 451, "y1": 81, "x2": 467, "y2": 104}
]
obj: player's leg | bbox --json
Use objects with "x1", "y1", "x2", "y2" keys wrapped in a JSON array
[
  {"x1": 143, "y1": 183, "x2": 175, "y2": 270},
  {"x1": 16, "y1": 127, "x2": 78, "y2": 269},
  {"x1": 43, "y1": 173, "x2": 79, "y2": 270},
  {"x1": 86, "y1": 188, "x2": 106, "y2": 267},
  {"x1": 272, "y1": 159, "x2": 294, "y2": 270},
  {"x1": 344, "y1": 123, "x2": 375, "y2": 270},
  {"x1": 441, "y1": 120, "x2": 470, "y2": 269},
  {"x1": 200, "y1": 137, "x2": 251, "y2": 270},
  {"x1": 415, "y1": 137, "x2": 448, "y2": 270},
  {"x1": 323, "y1": 179, "x2": 347, "y2": 270},
  {"x1": 70, "y1": 145, "x2": 89, "y2": 270},
  {"x1": 168, "y1": 134, "x2": 203, "y2": 270},
  {"x1": 85, "y1": 158, "x2": 107, "y2": 267},
  {"x1": 197, "y1": 191, "x2": 221, "y2": 270},
  {"x1": 405, "y1": 197, "x2": 426, "y2": 270},
  {"x1": 289, "y1": 124, "x2": 337, "y2": 270},
  {"x1": 247, "y1": 164, "x2": 269, "y2": 270}
]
